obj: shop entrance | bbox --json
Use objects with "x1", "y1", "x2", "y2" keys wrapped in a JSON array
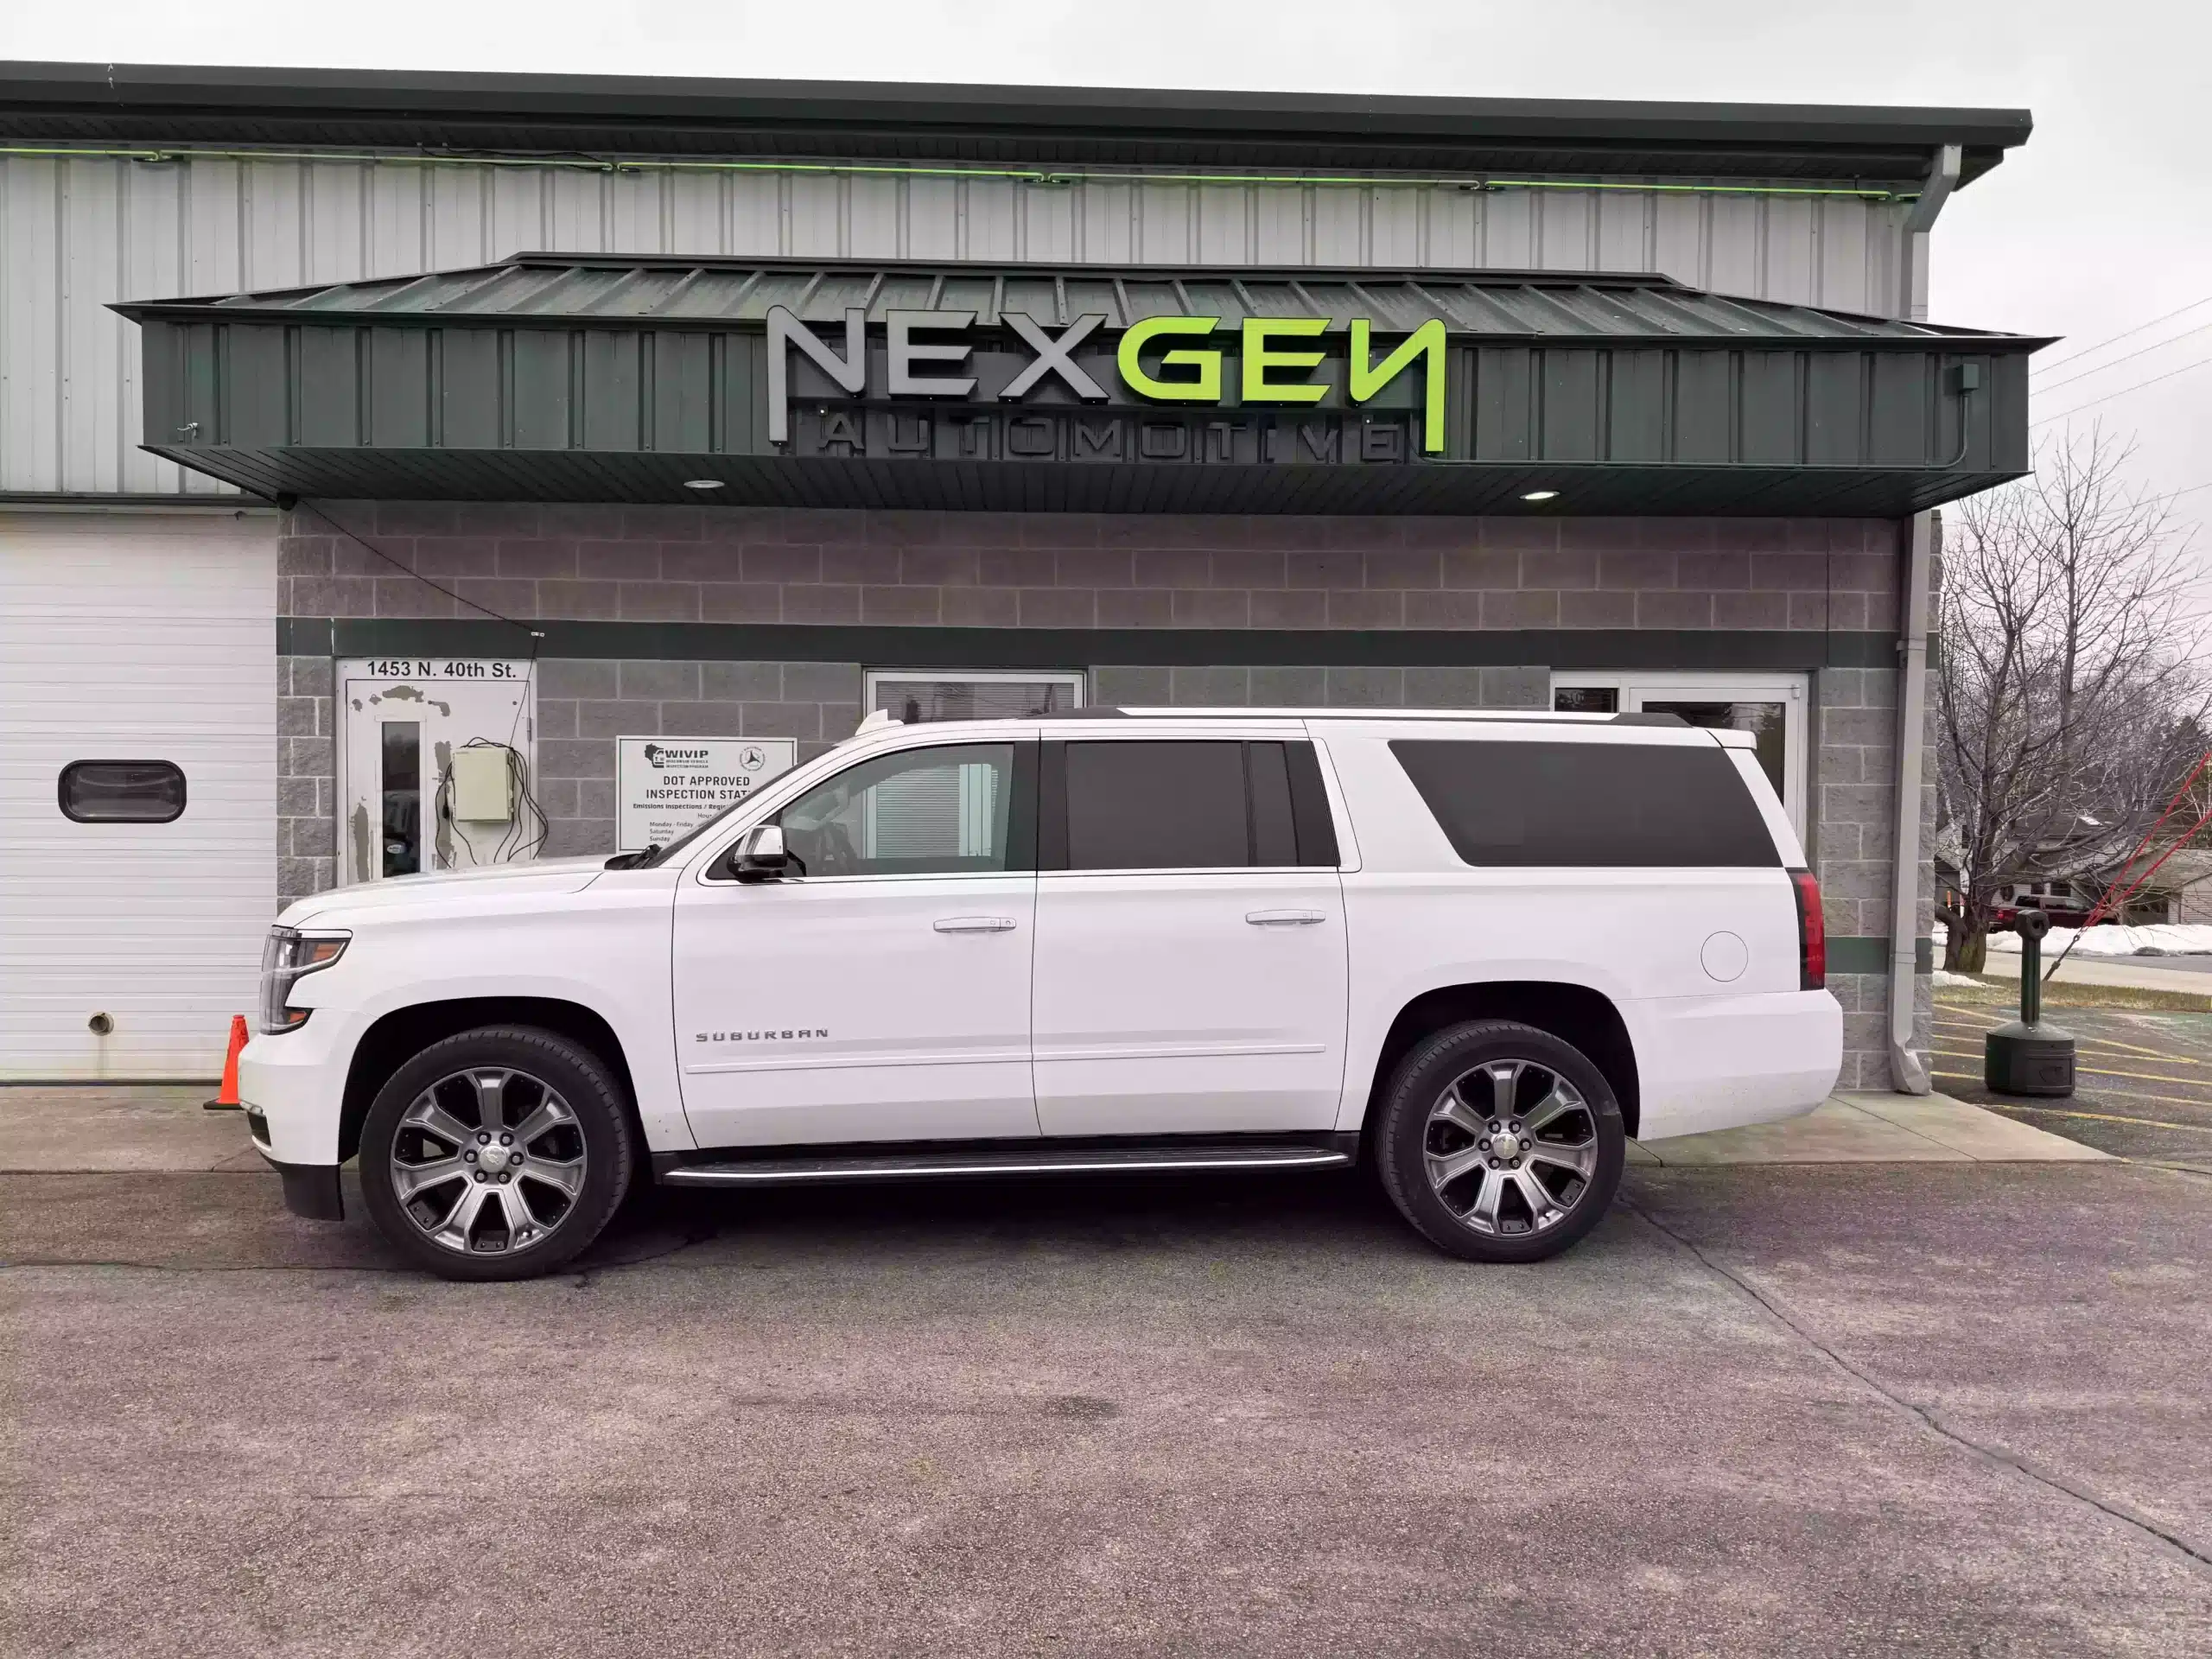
[{"x1": 337, "y1": 659, "x2": 539, "y2": 884}]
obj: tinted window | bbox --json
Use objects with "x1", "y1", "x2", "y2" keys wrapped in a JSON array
[
  {"x1": 1247, "y1": 742, "x2": 1297, "y2": 867},
  {"x1": 777, "y1": 743, "x2": 1015, "y2": 877},
  {"x1": 1065, "y1": 741, "x2": 1249, "y2": 870},
  {"x1": 58, "y1": 760, "x2": 186, "y2": 824},
  {"x1": 1390, "y1": 739, "x2": 1778, "y2": 868}
]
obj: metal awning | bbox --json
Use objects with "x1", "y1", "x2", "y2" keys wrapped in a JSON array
[
  {"x1": 118, "y1": 256, "x2": 2044, "y2": 516},
  {"x1": 4, "y1": 62, "x2": 2031, "y2": 181}
]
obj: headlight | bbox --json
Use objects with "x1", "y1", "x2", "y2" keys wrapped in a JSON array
[{"x1": 259, "y1": 927, "x2": 350, "y2": 1033}]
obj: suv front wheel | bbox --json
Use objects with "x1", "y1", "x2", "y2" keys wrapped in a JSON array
[
  {"x1": 359, "y1": 1027, "x2": 634, "y2": 1281},
  {"x1": 1376, "y1": 1020, "x2": 1626, "y2": 1263}
]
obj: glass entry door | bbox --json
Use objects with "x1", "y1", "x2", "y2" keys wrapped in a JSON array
[
  {"x1": 1551, "y1": 672, "x2": 1808, "y2": 842},
  {"x1": 337, "y1": 660, "x2": 537, "y2": 883}
]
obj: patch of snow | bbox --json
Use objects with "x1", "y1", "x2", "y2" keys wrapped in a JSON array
[{"x1": 1931, "y1": 969, "x2": 1984, "y2": 988}]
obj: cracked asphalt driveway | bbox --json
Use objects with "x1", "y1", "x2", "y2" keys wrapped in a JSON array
[{"x1": 3, "y1": 1161, "x2": 2209, "y2": 1656}]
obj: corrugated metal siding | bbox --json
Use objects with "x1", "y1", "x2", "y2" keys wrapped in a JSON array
[{"x1": 0, "y1": 154, "x2": 1912, "y2": 498}]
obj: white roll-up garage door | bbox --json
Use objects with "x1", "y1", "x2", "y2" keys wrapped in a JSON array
[{"x1": 0, "y1": 509, "x2": 278, "y2": 1079}]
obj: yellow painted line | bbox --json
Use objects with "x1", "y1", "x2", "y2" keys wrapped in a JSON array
[
  {"x1": 1926, "y1": 1082, "x2": 2212, "y2": 1135},
  {"x1": 1931, "y1": 1048, "x2": 2212, "y2": 1088},
  {"x1": 1932, "y1": 1014, "x2": 2198, "y2": 1063},
  {"x1": 1936, "y1": 1016, "x2": 2212, "y2": 1065}
]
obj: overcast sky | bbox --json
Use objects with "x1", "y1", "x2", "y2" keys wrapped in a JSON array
[{"x1": 5, "y1": 1, "x2": 2208, "y2": 580}]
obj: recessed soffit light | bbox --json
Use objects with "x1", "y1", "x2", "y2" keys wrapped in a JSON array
[
  {"x1": 1521, "y1": 489, "x2": 1560, "y2": 502},
  {"x1": 683, "y1": 479, "x2": 725, "y2": 491}
]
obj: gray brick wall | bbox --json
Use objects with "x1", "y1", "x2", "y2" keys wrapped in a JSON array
[
  {"x1": 278, "y1": 503, "x2": 1902, "y2": 628},
  {"x1": 277, "y1": 654, "x2": 337, "y2": 907},
  {"x1": 1091, "y1": 665, "x2": 1549, "y2": 708}
]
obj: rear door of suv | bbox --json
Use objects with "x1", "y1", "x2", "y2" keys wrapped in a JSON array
[{"x1": 1030, "y1": 727, "x2": 1349, "y2": 1135}]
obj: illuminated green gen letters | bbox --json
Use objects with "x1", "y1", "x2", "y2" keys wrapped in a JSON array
[
  {"x1": 1240, "y1": 318, "x2": 1330, "y2": 404},
  {"x1": 1116, "y1": 316, "x2": 1223, "y2": 401},
  {"x1": 1349, "y1": 318, "x2": 1447, "y2": 454}
]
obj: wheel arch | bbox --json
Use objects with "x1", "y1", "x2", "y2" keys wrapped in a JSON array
[
  {"x1": 340, "y1": 996, "x2": 642, "y2": 1165},
  {"x1": 1358, "y1": 982, "x2": 1641, "y2": 1148}
]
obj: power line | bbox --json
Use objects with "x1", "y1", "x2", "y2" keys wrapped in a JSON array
[
  {"x1": 2032, "y1": 319, "x2": 2212, "y2": 397},
  {"x1": 2031, "y1": 351, "x2": 2212, "y2": 427},
  {"x1": 2031, "y1": 292, "x2": 2212, "y2": 378}
]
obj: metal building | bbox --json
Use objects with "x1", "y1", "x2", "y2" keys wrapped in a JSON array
[{"x1": 0, "y1": 61, "x2": 2037, "y2": 1088}]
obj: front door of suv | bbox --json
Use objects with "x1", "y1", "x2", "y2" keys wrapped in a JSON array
[
  {"x1": 672, "y1": 738, "x2": 1039, "y2": 1148},
  {"x1": 1031, "y1": 734, "x2": 1350, "y2": 1136}
]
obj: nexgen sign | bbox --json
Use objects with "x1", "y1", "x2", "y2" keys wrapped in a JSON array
[{"x1": 765, "y1": 306, "x2": 1446, "y2": 454}]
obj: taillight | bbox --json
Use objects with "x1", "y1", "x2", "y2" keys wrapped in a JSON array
[{"x1": 1789, "y1": 869, "x2": 1825, "y2": 990}]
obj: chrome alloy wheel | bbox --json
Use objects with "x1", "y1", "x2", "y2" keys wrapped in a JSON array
[
  {"x1": 1423, "y1": 1059, "x2": 1601, "y2": 1237},
  {"x1": 387, "y1": 1068, "x2": 588, "y2": 1256}
]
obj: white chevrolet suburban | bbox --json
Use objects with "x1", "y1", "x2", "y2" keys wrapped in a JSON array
[{"x1": 241, "y1": 707, "x2": 1840, "y2": 1280}]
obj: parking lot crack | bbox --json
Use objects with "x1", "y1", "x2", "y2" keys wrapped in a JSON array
[{"x1": 1620, "y1": 1198, "x2": 2212, "y2": 1575}]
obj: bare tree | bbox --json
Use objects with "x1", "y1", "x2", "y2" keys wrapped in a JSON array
[{"x1": 1936, "y1": 427, "x2": 2209, "y2": 970}]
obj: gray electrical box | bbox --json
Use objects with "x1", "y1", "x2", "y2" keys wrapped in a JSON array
[{"x1": 449, "y1": 747, "x2": 513, "y2": 822}]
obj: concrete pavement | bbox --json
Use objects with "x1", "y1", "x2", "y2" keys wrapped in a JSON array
[
  {"x1": 3, "y1": 1078, "x2": 2207, "y2": 1655},
  {"x1": 3, "y1": 1157, "x2": 2209, "y2": 1656}
]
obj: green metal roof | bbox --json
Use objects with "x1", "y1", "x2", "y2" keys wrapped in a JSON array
[
  {"x1": 118, "y1": 256, "x2": 2044, "y2": 518},
  {"x1": 137, "y1": 255, "x2": 2023, "y2": 344}
]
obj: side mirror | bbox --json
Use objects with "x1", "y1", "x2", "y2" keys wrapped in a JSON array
[{"x1": 729, "y1": 823, "x2": 791, "y2": 883}]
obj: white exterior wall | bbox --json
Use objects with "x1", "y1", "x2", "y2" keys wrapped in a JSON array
[
  {"x1": 0, "y1": 508, "x2": 277, "y2": 1078},
  {"x1": 0, "y1": 153, "x2": 1912, "y2": 498}
]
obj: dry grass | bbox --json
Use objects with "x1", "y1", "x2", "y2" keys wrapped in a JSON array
[{"x1": 1932, "y1": 975, "x2": 2212, "y2": 1014}]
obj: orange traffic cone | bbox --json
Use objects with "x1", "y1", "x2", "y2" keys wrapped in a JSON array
[{"x1": 204, "y1": 1014, "x2": 249, "y2": 1111}]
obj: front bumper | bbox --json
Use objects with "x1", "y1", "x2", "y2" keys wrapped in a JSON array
[
  {"x1": 237, "y1": 1014, "x2": 357, "y2": 1221},
  {"x1": 267, "y1": 1159, "x2": 346, "y2": 1221},
  {"x1": 236, "y1": 1015, "x2": 353, "y2": 1166}
]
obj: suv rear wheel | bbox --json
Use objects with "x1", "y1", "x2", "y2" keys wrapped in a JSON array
[
  {"x1": 359, "y1": 1027, "x2": 634, "y2": 1281},
  {"x1": 1376, "y1": 1019, "x2": 1625, "y2": 1263}
]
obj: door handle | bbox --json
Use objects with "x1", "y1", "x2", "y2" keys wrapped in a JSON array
[
  {"x1": 1246, "y1": 909, "x2": 1327, "y2": 926},
  {"x1": 934, "y1": 916, "x2": 1018, "y2": 933}
]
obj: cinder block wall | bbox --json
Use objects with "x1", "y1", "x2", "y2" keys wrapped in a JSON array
[{"x1": 276, "y1": 501, "x2": 1926, "y2": 1090}]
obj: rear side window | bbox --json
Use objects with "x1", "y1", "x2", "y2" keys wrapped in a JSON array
[
  {"x1": 1048, "y1": 740, "x2": 1339, "y2": 871},
  {"x1": 1389, "y1": 739, "x2": 1778, "y2": 868},
  {"x1": 58, "y1": 760, "x2": 187, "y2": 823}
]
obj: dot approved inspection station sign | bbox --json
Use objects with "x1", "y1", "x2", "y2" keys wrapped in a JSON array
[{"x1": 616, "y1": 736, "x2": 798, "y2": 854}]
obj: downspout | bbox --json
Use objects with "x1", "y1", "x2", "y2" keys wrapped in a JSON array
[
  {"x1": 1900, "y1": 143, "x2": 1961, "y2": 323},
  {"x1": 1888, "y1": 512, "x2": 1936, "y2": 1093},
  {"x1": 1885, "y1": 144, "x2": 1960, "y2": 1093}
]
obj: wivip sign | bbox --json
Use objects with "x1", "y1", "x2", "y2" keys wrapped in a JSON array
[
  {"x1": 616, "y1": 737, "x2": 797, "y2": 854},
  {"x1": 764, "y1": 306, "x2": 1446, "y2": 466}
]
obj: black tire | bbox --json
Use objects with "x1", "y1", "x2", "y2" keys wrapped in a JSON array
[
  {"x1": 1376, "y1": 1019, "x2": 1625, "y2": 1264},
  {"x1": 359, "y1": 1026, "x2": 635, "y2": 1281}
]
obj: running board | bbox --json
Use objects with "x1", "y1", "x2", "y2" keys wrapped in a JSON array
[{"x1": 658, "y1": 1143, "x2": 1352, "y2": 1187}]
